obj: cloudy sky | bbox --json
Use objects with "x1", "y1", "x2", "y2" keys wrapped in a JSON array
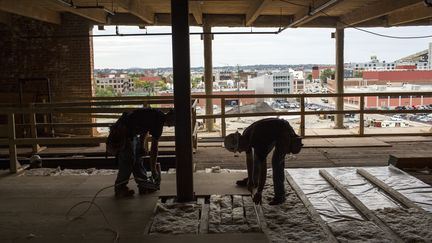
[{"x1": 93, "y1": 25, "x2": 432, "y2": 69}]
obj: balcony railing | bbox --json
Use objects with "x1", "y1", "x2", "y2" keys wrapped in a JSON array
[{"x1": 1, "y1": 91, "x2": 431, "y2": 173}]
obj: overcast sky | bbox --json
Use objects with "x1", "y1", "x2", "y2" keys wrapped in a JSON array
[{"x1": 93, "y1": 25, "x2": 432, "y2": 69}]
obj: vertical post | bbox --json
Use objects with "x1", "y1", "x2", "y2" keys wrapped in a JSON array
[
  {"x1": 335, "y1": 28, "x2": 345, "y2": 129},
  {"x1": 300, "y1": 96, "x2": 305, "y2": 137},
  {"x1": 359, "y1": 95, "x2": 365, "y2": 136},
  {"x1": 171, "y1": 0, "x2": 194, "y2": 202},
  {"x1": 8, "y1": 113, "x2": 20, "y2": 173},
  {"x1": 29, "y1": 109, "x2": 40, "y2": 154},
  {"x1": 221, "y1": 98, "x2": 226, "y2": 137},
  {"x1": 203, "y1": 19, "x2": 214, "y2": 131}
]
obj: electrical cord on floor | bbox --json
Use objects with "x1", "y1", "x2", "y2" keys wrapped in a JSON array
[{"x1": 65, "y1": 176, "x2": 156, "y2": 243}]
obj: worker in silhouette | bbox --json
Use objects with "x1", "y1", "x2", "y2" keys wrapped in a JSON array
[
  {"x1": 106, "y1": 108, "x2": 175, "y2": 198},
  {"x1": 224, "y1": 118, "x2": 303, "y2": 205}
]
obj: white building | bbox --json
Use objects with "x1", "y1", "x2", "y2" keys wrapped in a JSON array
[
  {"x1": 95, "y1": 74, "x2": 134, "y2": 94},
  {"x1": 348, "y1": 43, "x2": 431, "y2": 71},
  {"x1": 248, "y1": 71, "x2": 293, "y2": 101}
]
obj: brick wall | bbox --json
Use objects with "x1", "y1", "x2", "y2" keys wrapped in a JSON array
[{"x1": 0, "y1": 13, "x2": 95, "y2": 136}]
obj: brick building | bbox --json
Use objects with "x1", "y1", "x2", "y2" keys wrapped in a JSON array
[{"x1": 0, "y1": 14, "x2": 94, "y2": 135}]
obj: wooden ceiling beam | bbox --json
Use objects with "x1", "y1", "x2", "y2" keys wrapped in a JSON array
[
  {"x1": 245, "y1": 0, "x2": 271, "y2": 26},
  {"x1": 339, "y1": 0, "x2": 421, "y2": 27},
  {"x1": 117, "y1": 0, "x2": 154, "y2": 24},
  {"x1": 44, "y1": 0, "x2": 107, "y2": 23},
  {"x1": 387, "y1": 3, "x2": 432, "y2": 26},
  {"x1": 190, "y1": 1, "x2": 203, "y2": 25},
  {"x1": 0, "y1": 0, "x2": 61, "y2": 24},
  {"x1": 288, "y1": 0, "x2": 340, "y2": 28}
]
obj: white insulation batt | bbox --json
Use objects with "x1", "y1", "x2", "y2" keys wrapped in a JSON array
[
  {"x1": 150, "y1": 202, "x2": 200, "y2": 234},
  {"x1": 261, "y1": 171, "x2": 328, "y2": 243},
  {"x1": 288, "y1": 166, "x2": 432, "y2": 242},
  {"x1": 21, "y1": 167, "x2": 118, "y2": 176},
  {"x1": 21, "y1": 166, "x2": 432, "y2": 242}
]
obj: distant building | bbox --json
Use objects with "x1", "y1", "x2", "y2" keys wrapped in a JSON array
[
  {"x1": 95, "y1": 74, "x2": 134, "y2": 94},
  {"x1": 159, "y1": 89, "x2": 256, "y2": 108},
  {"x1": 248, "y1": 71, "x2": 293, "y2": 101},
  {"x1": 311, "y1": 66, "x2": 320, "y2": 82},
  {"x1": 139, "y1": 76, "x2": 161, "y2": 83},
  {"x1": 343, "y1": 84, "x2": 432, "y2": 109},
  {"x1": 346, "y1": 43, "x2": 431, "y2": 71},
  {"x1": 327, "y1": 70, "x2": 432, "y2": 93}
]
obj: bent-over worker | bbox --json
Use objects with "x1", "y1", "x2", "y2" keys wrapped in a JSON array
[
  {"x1": 106, "y1": 108, "x2": 175, "y2": 198},
  {"x1": 224, "y1": 118, "x2": 303, "y2": 205}
]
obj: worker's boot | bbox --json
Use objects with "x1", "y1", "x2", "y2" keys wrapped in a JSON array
[
  {"x1": 138, "y1": 181, "x2": 160, "y2": 195},
  {"x1": 268, "y1": 197, "x2": 286, "y2": 205},
  {"x1": 115, "y1": 186, "x2": 135, "y2": 198},
  {"x1": 236, "y1": 177, "x2": 248, "y2": 187}
]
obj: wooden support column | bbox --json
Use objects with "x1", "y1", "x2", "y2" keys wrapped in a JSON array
[
  {"x1": 335, "y1": 27, "x2": 345, "y2": 129},
  {"x1": 29, "y1": 111, "x2": 41, "y2": 154},
  {"x1": 171, "y1": 0, "x2": 194, "y2": 202},
  {"x1": 203, "y1": 20, "x2": 214, "y2": 131},
  {"x1": 8, "y1": 114, "x2": 21, "y2": 173}
]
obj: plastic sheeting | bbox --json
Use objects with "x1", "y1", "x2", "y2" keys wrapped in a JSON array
[{"x1": 287, "y1": 166, "x2": 432, "y2": 223}]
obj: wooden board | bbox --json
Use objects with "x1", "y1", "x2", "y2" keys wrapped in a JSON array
[
  {"x1": 389, "y1": 153, "x2": 432, "y2": 169},
  {"x1": 319, "y1": 169, "x2": 404, "y2": 243},
  {"x1": 159, "y1": 172, "x2": 249, "y2": 197},
  {"x1": 357, "y1": 168, "x2": 424, "y2": 211},
  {"x1": 285, "y1": 171, "x2": 338, "y2": 243}
]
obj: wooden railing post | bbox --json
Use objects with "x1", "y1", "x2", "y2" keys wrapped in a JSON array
[
  {"x1": 300, "y1": 97, "x2": 305, "y2": 137},
  {"x1": 221, "y1": 98, "x2": 226, "y2": 137},
  {"x1": 359, "y1": 95, "x2": 365, "y2": 136},
  {"x1": 8, "y1": 113, "x2": 21, "y2": 173},
  {"x1": 29, "y1": 104, "x2": 40, "y2": 154}
]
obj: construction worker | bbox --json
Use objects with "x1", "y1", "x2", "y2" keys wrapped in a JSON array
[
  {"x1": 224, "y1": 118, "x2": 303, "y2": 205},
  {"x1": 106, "y1": 108, "x2": 175, "y2": 198}
]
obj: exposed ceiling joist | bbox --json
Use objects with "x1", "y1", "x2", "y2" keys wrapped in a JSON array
[
  {"x1": 387, "y1": 3, "x2": 432, "y2": 26},
  {"x1": 289, "y1": 0, "x2": 340, "y2": 28},
  {"x1": 245, "y1": 0, "x2": 271, "y2": 26},
  {"x1": 190, "y1": 2, "x2": 202, "y2": 25},
  {"x1": 45, "y1": 0, "x2": 107, "y2": 23},
  {"x1": 117, "y1": 0, "x2": 154, "y2": 24},
  {"x1": 0, "y1": 0, "x2": 61, "y2": 24},
  {"x1": 339, "y1": 0, "x2": 421, "y2": 27}
]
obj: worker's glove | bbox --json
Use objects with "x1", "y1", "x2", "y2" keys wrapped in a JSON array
[{"x1": 253, "y1": 192, "x2": 262, "y2": 205}]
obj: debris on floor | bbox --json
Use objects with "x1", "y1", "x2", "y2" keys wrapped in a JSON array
[{"x1": 20, "y1": 167, "x2": 118, "y2": 176}]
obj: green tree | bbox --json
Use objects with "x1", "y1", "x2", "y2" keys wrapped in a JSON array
[
  {"x1": 191, "y1": 77, "x2": 201, "y2": 88},
  {"x1": 96, "y1": 86, "x2": 116, "y2": 97},
  {"x1": 354, "y1": 71, "x2": 363, "y2": 78},
  {"x1": 306, "y1": 74, "x2": 312, "y2": 82},
  {"x1": 156, "y1": 80, "x2": 168, "y2": 91},
  {"x1": 320, "y1": 69, "x2": 335, "y2": 84}
]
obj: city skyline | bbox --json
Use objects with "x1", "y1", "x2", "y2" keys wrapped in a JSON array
[{"x1": 93, "y1": 26, "x2": 432, "y2": 69}]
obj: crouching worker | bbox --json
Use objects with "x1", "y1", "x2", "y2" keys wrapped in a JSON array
[
  {"x1": 106, "y1": 108, "x2": 175, "y2": 198},
  {"x1": 224, "y1": 118, "x2": 303, "y2": 205}
]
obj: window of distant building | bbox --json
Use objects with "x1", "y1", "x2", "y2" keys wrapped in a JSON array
[{"x1": 109, "y1": 80, "x2": 112, "y2": 83}]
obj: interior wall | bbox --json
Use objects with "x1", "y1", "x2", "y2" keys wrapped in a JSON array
[{"x1": 0, "y1": 13, "x2": 95, "y2": 136}]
